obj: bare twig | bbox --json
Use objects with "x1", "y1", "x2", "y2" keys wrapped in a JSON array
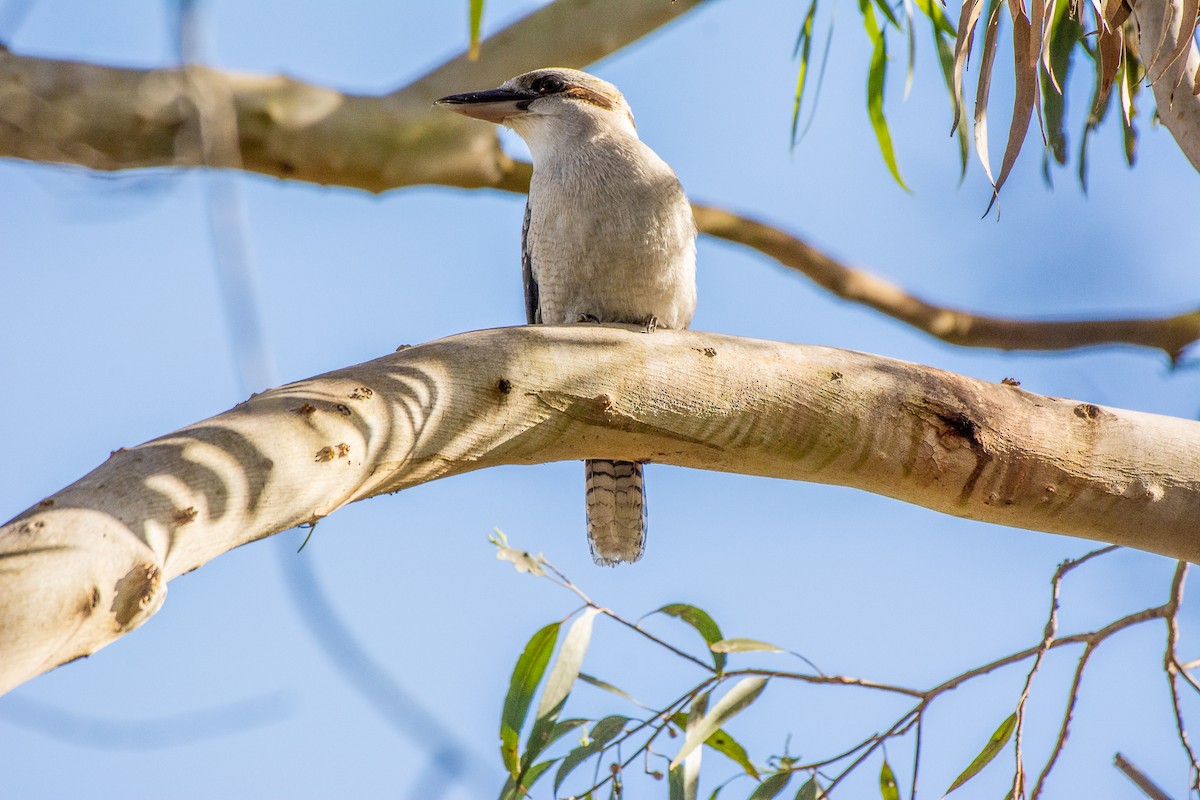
[
  {"x1": 911, "y1": 714, "x2": 923, "y2": 800},
  {"x1": 824, "y1": 710, "x2": 921, "y2": 794},
  {"x1": 1030, "y1": 642, "x2": 1097, "y2": 799},
  {"x1": 1013, "y1": 546, "x2": 1121, "y2": 798},
  {"x1": 691, "y1": 206, "x2": 1200, "y2": 361},
  {"x1": 1162, "y1": 562, "x2": 1200, "y2": 790},
  {"x1": 1114, "y1": 752, "x2": 1176, "y2": 800}
]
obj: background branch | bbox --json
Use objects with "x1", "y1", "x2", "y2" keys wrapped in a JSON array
[{"x1": 3, "y1": 32, "x2": 1198, "y2": 358}]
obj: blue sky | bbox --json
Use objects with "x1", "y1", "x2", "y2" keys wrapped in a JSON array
[{"x1": 1, "y1": 1, "x2": 1198, "y2": 798}]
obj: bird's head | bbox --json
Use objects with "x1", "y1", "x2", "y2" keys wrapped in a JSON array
[{"x1": 435, "y1": 68, "x2": 637, "y2": 147}]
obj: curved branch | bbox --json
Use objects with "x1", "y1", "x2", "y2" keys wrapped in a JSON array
[
  {"x1": 692, "y1": 206, "x2": 1200, "y2": 360},
  {"x1": 3, "y1": 49, "x2": 1197, "y2": 357},
  {"x1": 0, "y1": 0, "x2": 703, "y2": 191},
  {"x1": 4, "y1": 325, "x2": 1200, "y2": 694}
]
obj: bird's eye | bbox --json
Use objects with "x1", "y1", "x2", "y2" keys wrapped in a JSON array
[{"x1": 531, "y1": 75, "x2": 565, "y2": 94}]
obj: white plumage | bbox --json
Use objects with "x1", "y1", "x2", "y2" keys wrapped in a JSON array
[{"x1": 437, "y1": 68, "x2": 697, "y2": 565}]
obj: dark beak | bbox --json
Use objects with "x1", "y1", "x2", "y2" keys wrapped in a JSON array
[{"x1": 435, "y1": 88, "x2": 538, "y2": 123}]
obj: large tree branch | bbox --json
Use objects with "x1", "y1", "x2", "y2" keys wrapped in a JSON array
[
  {"x1": 1134, "y1": 0, "x2": 1200, "y2": 171},
  {"x1": 0, "y1": 0, "x2": 704, "y2": 192},
  {"x1": 3, "y1": 43, "x2": 1197, "y2": 358},
  {"x1": 3, "y1": 326, "x2": 1199, "y2": 694}
]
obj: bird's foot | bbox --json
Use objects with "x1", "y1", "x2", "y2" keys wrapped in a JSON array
[
  {"x1": 576, "y1": 313, "x2": 601, "y2": 324},
  {"x1": 641, "y1": 315, "x2": 659, "y2": 334}
]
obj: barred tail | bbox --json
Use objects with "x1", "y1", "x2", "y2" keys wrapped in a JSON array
[{"x1": 584, "y1": 459, "x2": 647, "y2": 566}]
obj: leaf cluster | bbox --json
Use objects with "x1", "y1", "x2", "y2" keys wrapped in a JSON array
[
  {"x1": 790, "y1": 0, "x2": 1199, "y2": 199},
  {"x1": 488, "y1": 535, "x2": 1199, "y2": 799}
]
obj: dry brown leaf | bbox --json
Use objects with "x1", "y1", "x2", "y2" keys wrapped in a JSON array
[
  {"x1": 1040, "y1": 0, "x2": 1060, "y2": 90},
  {"x1": 973, "y1": 0, "x2": 1005, "y2": 183},
  {"x1": 987, "y1": 0, "x2": 1039, "y2": 202},
  {"x1": 1095, "y1": 19, "x2": 1125, "y2": 112},
  {"x1": 1106, "y1": 0, "x2": 1132, "y2": 28},
  {"x1": 952, "y1": 0, "x2": 986, "y2": 132},
  {"x1": 1150, "y1": 0, "x2": 1199, "y2": 81}
]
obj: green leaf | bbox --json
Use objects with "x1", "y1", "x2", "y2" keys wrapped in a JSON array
[
  {"x1": 520, "y1": 718, "x2": 588, "y2": 774},
  {"x1": 526, "y1": 609, "x2": 599, "y2": 764},
  {"x1": 912, "y1": 0, "x2": 957, "y2": 36},
  {"x1": 790, "y1": 0, "x2": 819, "y2": 148},
  {"x1": 579, "y1": 672, "x2": 641, "y2": 705},
  {"x1": 749, "y1": 771, "x2": 793, "y2": 799},
  {"x1": 554, "y1": 715, "x2": 629, "y2": 794},
  {"x1": 521, "y1": 758, "x2": 556, "y2": 793},
  {"x1": 670, "y1": 693, "x2": 709, "y2": 800},
  {"x1": 650, "y1": 604, "x2": 727, "y2": 672},
  {"x1": 944, "y1": 712, "x2": 1017, "y2": 795},
  {"x1": 499, "y1": 757, "x2": 558, "y2": 800},
  {"x1": 500, "y1": 622, "x2": 560, "y2": 777},
  {"x1": 795, "y1": 777, "x2": 824, "y2": 800},
  {"x1": 1041, "y1": 0, "x2": 1083, "y2": 167},
  {"x1": 859, "y1": 0, "x2": 910, "y2": 191},
  {"x1": 872, "y1": 0, "x2": 902, "y2": 29},
  {"x1": 927, "y1": 20, "x2": 969, "y2": 179},
  {"x1": 468, "y1": 0, "x2": 485, "y2": 60},
  {"x1": 710, "y1": 638, "x2": 786, "y2": 654},
  {"x1": 669, "y1": 762, "x2": 688, "y2": 800},
  {"x1": 1119, "y1": 39, "x2": 1141, "y2": 167},
  {"x1": 880, "y1": 759, "x2": 900, "y2": 800},
  {"x1": 670, "y1": 678, "x2": 769, "y2": 769},
  {"x1": 902, "y1": 0, "x2": 916, "y2": 99},
  {"x1": 671, "y1": 712, "x2": 760, "y2": 780}
]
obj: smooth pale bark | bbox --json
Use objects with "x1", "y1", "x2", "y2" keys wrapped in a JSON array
[
  {"x1": 0, "y1": 0, "x2": 702, "y2": 192},
  {"x1": 3, "y1": 326, "x2": 1199, "y2": 694},
  {"x1": 1135, "y1": 0, "x2": 1200, "y2": 171}
]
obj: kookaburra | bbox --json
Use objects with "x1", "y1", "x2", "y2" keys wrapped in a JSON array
[{"x1": 436, "y1": 68, "x2": 697, "y2": 565}]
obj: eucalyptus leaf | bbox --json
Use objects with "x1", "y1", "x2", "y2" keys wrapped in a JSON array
[
  {"x1": 468, "y1": 0, "x2": 485, "y2": 60},
  {"x1": 526, "y1": 608, "x2": 599, "y2": 763},
  {"x1": 790, "y1": 0, "x2": 819, "y2": 148},
  {"x1": 860, "y1": 0, "x2": 910, "y2": 190},
  {"x1": 500, "y1": 622, "x2": 559, "y2": 777},
  {"x1": 670, "y1": 678, "x2": 769, "y2": 769},
  {"x1": 671, "y1": 712, "x2": 760, "y2": 779},
  {"x1": 749, "y1": 770, "x2": 793, "y2": 799},
  {"x1": 553, "y1": 715, "x2": 629, "y2": 794},
  {"x1": 579, "y1": 672, "x2": 641, "y2": 705},
  {"x1": 944, "y1": 712, "x2": 1017, "y2": 795},
  {"x1": 711, "y1": 638, "x2": 786, "y2": 654},
  {"x1": 651, "y1": 604, "x2": 727, "y2": 672},
  {"x1": 796, "y1": 777, "x2": 824, "y2": 800},
  {"x1": 880, "y1": 759, "x2": 899, "y2": 800}
]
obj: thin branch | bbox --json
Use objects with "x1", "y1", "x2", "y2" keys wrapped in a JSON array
[
  {"x1": 911, "y1": 714, "x2": 923, "y2": 800},
  {"x1": 1162, "y1": 562, "x2": 1200, "y2": 790},
  {"x1": 1030, "y1": 642, "x2": 1097, "y2": 799},
  {"x1": 824, "y1": 709, "x2": 921, "y2": 794},
  {"x1": 722, "y1": 668, "x2": 924, "y2": 699},
  {"x1": 1013, "y1": 546, "x2": 1121, "y2": 798},
  {"x1": 691, "y1": 205, "x2": 1200, "y2": 361},
  {"x1": 612, "y1": 614, "x2": 716, "y2": 675},
  {"x1": 1114, "y1": 752, "x2": 1176, "y2": 800},
  {"x1": 3, "y1": 53, "x2": 1200, "y2": 357}
]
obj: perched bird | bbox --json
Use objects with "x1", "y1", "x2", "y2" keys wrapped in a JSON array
[{"x1": 436, "y1": 68, "x2": 697, "y2": 565}]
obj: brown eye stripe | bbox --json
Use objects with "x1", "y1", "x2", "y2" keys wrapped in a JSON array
[{"x1": 564, "y1": 86, "x2": 617, "y2": 111}]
